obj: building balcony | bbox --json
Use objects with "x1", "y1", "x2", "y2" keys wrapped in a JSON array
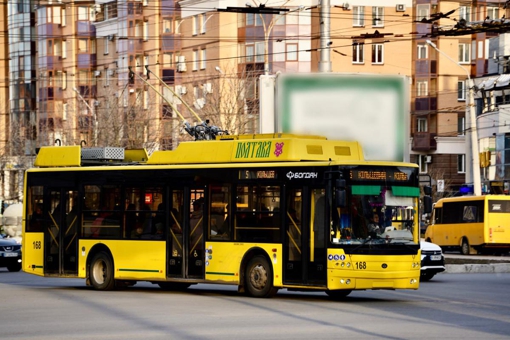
[{"x1": 412, "y1": 132, "x2": 437, "y2": 151}]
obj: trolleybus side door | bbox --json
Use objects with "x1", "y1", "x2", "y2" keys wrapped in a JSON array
[{"x1": 45, "y1": 188, "x2": 79, "y2": 276}]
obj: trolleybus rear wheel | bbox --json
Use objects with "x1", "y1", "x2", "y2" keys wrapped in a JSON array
[
  {"x1": 90, "y1": 252, "x2": 116, "y2": 290},
  {"x1": 245, "y1": 255, "x2": 277, "y2": 298}
]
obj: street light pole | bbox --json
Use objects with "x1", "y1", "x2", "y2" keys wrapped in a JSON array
[
  {"x1": 254, "y1": 1, "x2": 303, "y2": 75},
  {"x1": 426, "y1": 40, "x2": 481, "y2": 195}
]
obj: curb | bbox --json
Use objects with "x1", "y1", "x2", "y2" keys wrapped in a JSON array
[{"x1": 445, "y1": 263, "x2": 510, "y2": 274}]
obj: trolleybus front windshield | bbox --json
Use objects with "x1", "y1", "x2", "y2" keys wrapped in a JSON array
[{"x1": 330, "y1": 166, "x2": 419, "y2": 246}]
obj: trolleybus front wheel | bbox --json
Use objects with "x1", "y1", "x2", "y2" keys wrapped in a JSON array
[
  {"x1": 89, "y1": 251, "x2": 116, "y2": 290},
  {"x1": 245, "y1": 255, "x2": 278, "y2": 298}
]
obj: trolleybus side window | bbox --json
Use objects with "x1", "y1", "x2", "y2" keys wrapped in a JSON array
[
  {"x1": 209, "y1": 184, "x2": 230, "y2": 240},
  {"x1": 27, "y1": 186, "x2": 45, "y2": 232},
  {"x1": 235, "y1": 185, "x2": 280, "y2": 242}
]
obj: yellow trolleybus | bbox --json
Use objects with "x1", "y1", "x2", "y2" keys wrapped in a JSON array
[
  {"x1": 425, "y1": 195, "x2": 510, "y2": 255},
  {"x1": 23, "y1": 134, "x2": 427, "y2": 298}
]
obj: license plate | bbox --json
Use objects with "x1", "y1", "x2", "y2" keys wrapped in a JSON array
[
  {"x1": 2, "y1": 253, "x2": 18, "y2": 257},
  {"x1": 430, "y1": 255, "x2": 442, "y2": 261}
]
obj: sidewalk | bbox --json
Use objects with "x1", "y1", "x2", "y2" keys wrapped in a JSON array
[{"x1": 444, "y1": 253, "x2": 510, "y2": 274}]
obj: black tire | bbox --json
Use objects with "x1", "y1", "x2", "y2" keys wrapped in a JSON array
[
  {"x1": 158, "y1": 282, "x2": 191, "y2": 291},
  {"x1": 461, "y1": 238, "x2": 470, "y2": 255},
  {"x1": 89, "y1": 252, "x2": 116, "y2": 290},
  {"x1": 325, "y1": 289, "x2": 352, "y2": 299},
  {"x1": 420, "y1": 272, "x2": 435, "y2": 282},
  {"x1": 245, "y1": 255, "x2": 278, "y2": 298},
  {"x1": 7, "y1": 263, "x2": 22, "y2": 272}
]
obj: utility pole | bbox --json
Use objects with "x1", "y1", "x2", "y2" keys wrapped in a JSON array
[{"x1": 318, "y1": 0, "x2": 331, "y2": 72}]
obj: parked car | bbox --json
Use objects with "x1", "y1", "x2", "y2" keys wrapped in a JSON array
[
  {"x1": 420, "y1": 240, "x2": 445, "y2": 281},
  {"x1": 0, "y1": 236, "x2": 22, "y2": 272}
]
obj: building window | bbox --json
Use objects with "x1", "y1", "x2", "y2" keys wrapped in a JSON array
[
  {"x1": 458, "y1": 116, "x2": 465, "y2": 136},
  {"x1": 458, "y1": 154, "x2": 466, "y2": 173},
  {"x1": 192, "y1": 50, "x2": 198, "y2": 71},
  {"x1": 144, "y1": 90, "x2": 149, "y2": 109},
  {"x1": 105, "y1": 69, "x2": 110, "y2": 86},
  {"x1": 459, "y1": 6, "x2": 471, "y2": 21},
  {"x1": 286, "y1": 44, "x2": 298, "y2": 61},
  {"x1": 200, "y1": 49, "x2": 206, "y2": 69},
  {"x1": 417, "y1": 80, "x2": 428, "y2": 97},
  {"x1": 417, "y1": 43, "x2": 428, "y2": 59},
  {"x1": 416, "y1": 4, "x2": 429, "y2": 22},
  {"x1": 201, "y1": 14, "x2": 207, "y2": 34},
  {"x1": 192, "y1": 15, "x2": 198, "y2": 35},
  {"x1": 104, "y1": 37, "x2": 109, "y2": 55},
  {"x1": 246, "y1": 44, "x2": 254, "y2": 62},
  {"x1": 78, "y1": 6, "x2": 89, "y2": 20},
  {"x1": 143, "y1": 21, "x2": 149, "y2": 41},
  {"x1": 353, "y1": 6, "x2": 364, "y2": 27},
  {"x1": 458, "y1": 81, "x2": 466, "y2": 101},
  {"x1": 459, "y1": 43, "x2": 470, "y2": 63},
  {"x1": 255, "y1": 42, "x2": 264, "y2": 63},
  {"x1": 352, "y1": 43, "x2": 364, "y2": 63},
  {"x1": 164, "y1": 52, "x2": 174, "y2": 67},
  {"x1": 417, "y1": 118, "x2": 428, "y2": 132},
  {"x1": 418, "y1": 155, "x2": 428, "y2": 173},
  {"x1": 487, "y1": 6, "x2": 499, "y2": 20},
  {"x1": 371, "y1": 44, "x2": 383, "y2": 64},
  {"x1": 246, "y1": 13, "x2": 263, "y2": 26},
  {"x1": 78, "y1": 39, "x2": 88, "y2": 53},
  {"x1": 163, "y1": 18, "x2": 172, "y2": 33},
  {"x1": 372, "y1": 7, "x2": 383, "y2": 27}
]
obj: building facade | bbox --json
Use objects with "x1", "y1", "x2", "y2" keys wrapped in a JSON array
[{"x1": 1, "y1": 0, "x2": 509, "y2": 205}]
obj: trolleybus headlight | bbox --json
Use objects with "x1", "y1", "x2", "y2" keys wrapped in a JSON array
[
  {"x1": 346, "y1": 262, "x2": 350, "y2": 268},
  {"x1": 346, "y1": 279, "x2": 351, "y2": 285}
]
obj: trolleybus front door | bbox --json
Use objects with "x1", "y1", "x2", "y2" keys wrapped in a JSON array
[{"x1": 283, "y1": 187, "x2": 327, "y2": 286}]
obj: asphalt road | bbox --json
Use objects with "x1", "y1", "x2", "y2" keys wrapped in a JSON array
[{"x1": 1, "y1": 270, "x2": 510, "y2": 339}]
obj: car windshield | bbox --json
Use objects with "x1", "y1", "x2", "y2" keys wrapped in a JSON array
[{"x1": 331, "y1": 187, "x2": 418, "y2": 245}]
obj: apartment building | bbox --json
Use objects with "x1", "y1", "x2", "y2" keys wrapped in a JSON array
[{"x1": 1, "y1": 0, "x2": 508, "y2": 205}]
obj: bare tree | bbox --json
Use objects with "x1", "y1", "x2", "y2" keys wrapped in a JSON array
[
  {"x1": 180, "y1": 62, "x2": 261, "y2": 136},
  {"x1": 71, "y1": 80, "x2": 164, "y2": 154},
  {"x1": 427, "y1": 165, "x2": 456, "y2": 199}
]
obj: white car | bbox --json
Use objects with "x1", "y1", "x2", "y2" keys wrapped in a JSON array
[{"x1": 420, "y1": 240, "x2": 445, "y2": 281}]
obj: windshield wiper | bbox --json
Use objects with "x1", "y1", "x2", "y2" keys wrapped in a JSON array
[{"x1": 348, "y1": 236, "x2": 378, "y2": 253}]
